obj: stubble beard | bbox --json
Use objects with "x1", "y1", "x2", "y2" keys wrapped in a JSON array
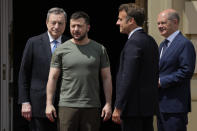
[{"x1": 72, "y1": 33, "x2": 87, "y2": 42}]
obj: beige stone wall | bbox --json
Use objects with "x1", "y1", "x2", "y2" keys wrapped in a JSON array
[
  {"x1": 148, "y1": 0, "x2": 197, "y2": 131},
  {"x1": 148, "y1": 0, "x2": 173, "y2": 44}
]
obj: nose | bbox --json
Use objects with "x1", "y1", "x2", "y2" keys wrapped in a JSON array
[
  {"x1": 54, "y1": 23, "x2": 60, "y2": 28},
  {"x1": 74, "y1": 26, "x2": 80, "y2": 31},
  {"x1": 116, "y1": 20, "x2": 120, "y2": 25}
]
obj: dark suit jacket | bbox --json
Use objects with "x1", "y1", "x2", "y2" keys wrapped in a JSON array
[
  {"x1": 115, "y1": 29, "x2": 159, "y2": 117},
  {"x1": 18, "y1": 32, "x2": 68, "y2": 117},
  {"x1": 159, "y1": 32, "x2": 196, "y2": 113}
]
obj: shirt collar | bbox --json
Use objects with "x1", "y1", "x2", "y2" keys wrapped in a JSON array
[
  {"x1": 128, "y1": 27, "x2": 142, "y2": 39},
  {"x1": 47, "y1": 31, "x2": 62, "y2": 43},
  {"x1": 166, "y1": 30, "x2": 180, "y2": 43}
]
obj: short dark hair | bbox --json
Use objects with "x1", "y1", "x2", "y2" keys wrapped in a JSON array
[
  {"x1": 70, "y1": 11, "x2": 90, "y2": 25},
  {"x1": 119, "y1": 3, "x2": 145, "y2": 26},
  {"x1": 47, "y1": 7, "x2": 67, "y2": 21}
]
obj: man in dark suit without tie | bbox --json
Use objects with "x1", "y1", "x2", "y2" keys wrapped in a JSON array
[
  {"x1": 18, "y1": 7, "x2": 69, "y2": 131},
  {"x1": 112, "y1": 3, "x2": 159, "y2": 131},
  {"x1": 157, "y1": 9, "x2": 196, "y2": 131}
]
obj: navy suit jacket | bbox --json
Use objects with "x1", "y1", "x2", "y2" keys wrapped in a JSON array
[
  {"x1": 18, "y1": 32, "x2": 68, "y2": 117},
  {"x1": 115, "y1": 29, "x2": 159, "y2": 117},
  {"x1": 159, "y1": 32, "x2": 196, "y2": 113}
]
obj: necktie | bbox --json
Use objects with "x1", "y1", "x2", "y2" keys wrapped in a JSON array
[
  {"x1": 52, "y1": 40, "x2": 58, "y2": 53},
  {"x1": 161, "y1": 39, "x2": 169, "y2": 57}
]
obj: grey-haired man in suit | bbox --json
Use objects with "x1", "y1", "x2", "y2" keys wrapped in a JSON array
[
  {"x1": 18, "y1": 7, "x2": 69, "y2": 131},
  {"x1": 157, "y1": 9, "x2": 196, "y2": 131}
]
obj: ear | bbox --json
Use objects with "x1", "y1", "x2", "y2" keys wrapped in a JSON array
[
  {"x1": 46, "y1": 20, "x2": 48, "y2": 26},
  {"x1": 128, "y1": 17, "x2": 135, "y2": 25},
  {"x1": 130, "y1": 17, "x2": 136, "y2": 24},
  {"x1": 173, "y1": 19, "x2": 178, "y2": 25}
]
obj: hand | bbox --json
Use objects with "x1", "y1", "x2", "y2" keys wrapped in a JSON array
[
  {"x1": 45, "y1": 104, "x2": 57, "y2": 122},
  {"x1": 112, "y1": 107, "x2": 121, "y2": 124},
  {"x1": 21, "y1": 103, "x2": 32, "y2": 121},
  {"x1": 101, "y1": 103, "x2": 112, "y2": 121}
]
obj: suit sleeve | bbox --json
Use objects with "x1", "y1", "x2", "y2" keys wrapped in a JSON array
[
  {"x1": 160, "y1": 41, "x2": 196, "y2": 88},
  {"x1": 18, "y1": 39, "x2": 33, "y2": 104},
  {"x1": 115, "y1": 39, "x2": 142, "y2": 110}
]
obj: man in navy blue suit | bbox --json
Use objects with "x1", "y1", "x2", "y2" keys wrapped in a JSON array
[
  {"x1": 157, "y1": 9, "x2": 196, "y2": 131},
  {"x1": 18, "y1": 7, "x2": 68, "y2": 131},
  {"x1": 112, "y1": 3, "x2": 159, "y2": 131}
]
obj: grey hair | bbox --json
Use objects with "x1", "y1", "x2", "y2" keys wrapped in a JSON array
[
  {"x1": 167, "y1": 11, "x2": 180, "y2": 24},
  {"x1": 46, "y1": 7, "x2": 67, "y2": 21}
]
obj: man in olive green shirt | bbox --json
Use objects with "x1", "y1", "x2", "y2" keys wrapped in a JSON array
[{"x1": 46, "y1": 11, "x2": 112, "y2": 131}]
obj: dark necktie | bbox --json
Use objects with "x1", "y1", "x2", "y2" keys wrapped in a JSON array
[
  {"x1": 52, "y1": 40, "x2": 58, "y2": 53},
  {"x1": 161, "y1": 39, "x2": 169, "y2": 57}
]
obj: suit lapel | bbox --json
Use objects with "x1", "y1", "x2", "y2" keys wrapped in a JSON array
[
  {"x1": 41, "y1": 32, "x2": 52, "y2": 64},
  {"x1": 159, "y1": 32, "x2": 182, "y2": 69},
  {"x1": 159, "y1": 43, "x2": 163, "y2": 55}
]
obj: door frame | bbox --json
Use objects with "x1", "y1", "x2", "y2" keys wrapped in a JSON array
[{"x1": 0, "y1": 0, "x2": 13, "y2": 130}]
